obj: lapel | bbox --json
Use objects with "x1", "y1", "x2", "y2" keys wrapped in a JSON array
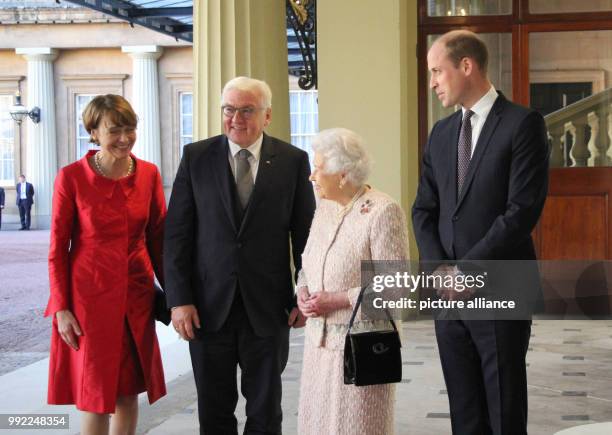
[
  {"x1": 238, "y1": 133, "x2": 277, "y2": 237},
  {"x1": 210, "y1": 137, "x2": 239, "y2": 233},
  {"x1": 454, "y1": 93, "x2": 505, "y2": 211}
]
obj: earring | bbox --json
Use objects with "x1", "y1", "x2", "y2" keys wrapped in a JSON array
[{"x1": 339, "y1": 179, "x2": 345, "y2": 189}]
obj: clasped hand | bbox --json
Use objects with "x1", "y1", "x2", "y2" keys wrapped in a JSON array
[
  {"x1": 434, "y1": 264, "x2": 475, "y2": 301},
  {"x1": 297, "y1": 287, "x2": 349, "y2": 317}
]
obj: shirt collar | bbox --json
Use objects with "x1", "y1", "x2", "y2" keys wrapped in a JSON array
[
  {"x1": 462, "y1": 85, "x2": 498, "y2": 119},
  {"x1": 228, "y1": 134, "x2": 263, "y2": 161}
]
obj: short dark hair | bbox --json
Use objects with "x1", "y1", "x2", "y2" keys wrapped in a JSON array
[
  {"x1": 82, "y1": 94, "x2": 138, "y2": 144},
  {"x1": 443, "y1": 31, "x2": 488, "y2": 74}
]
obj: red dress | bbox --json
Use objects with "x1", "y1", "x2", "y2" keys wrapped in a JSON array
[{"x1": 45, "y1": 150, "x2": 167, "y2": 413}]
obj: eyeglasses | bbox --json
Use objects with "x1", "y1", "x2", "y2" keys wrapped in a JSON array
[{"x1": 222, "y1": 105, "x2": 265, "y2": 120}]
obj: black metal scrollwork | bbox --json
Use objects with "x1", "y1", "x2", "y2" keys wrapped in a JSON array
[{"x1": 286, "y1": 0, "x2": 317, "y2": 90}]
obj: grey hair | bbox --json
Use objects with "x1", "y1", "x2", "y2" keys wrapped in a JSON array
[
  {"x1": 311, "y1": 128, "x2": 371, "y2": 186},
  {"x1": 221, "y1": 76, "x2": 272, "y2": 108}
]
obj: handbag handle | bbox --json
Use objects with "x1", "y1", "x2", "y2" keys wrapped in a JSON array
[{"x1": 347, "y1": 285, "x2": 398, "y2": 333}]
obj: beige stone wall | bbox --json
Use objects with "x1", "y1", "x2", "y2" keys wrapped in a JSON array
[
  {"x1": 0, "y1": 22, "x2": 190, "y2": 50},
  {"x1": 317, "y1": 0, "x2": 419, "y2": 259},
  {"x1": 0, "y1": 19, "x2": 193, "y2": 220},
  {"x1": 530, "y1": 30, "x2": 612, "y2": 88},
  {"x1": 1, "y1": 45, "x2": 193, "y2": 183},
  {"x1": 158, "y1": 47, "x2": 193, "y2": 188}
]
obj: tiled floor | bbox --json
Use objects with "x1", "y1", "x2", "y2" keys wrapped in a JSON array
[{"x1": 141, "y1": 318, "x2": 612, "y2": 435}]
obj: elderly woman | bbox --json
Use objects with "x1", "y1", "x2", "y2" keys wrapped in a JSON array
[
  {"x1": 45, "y1": 94, "x2": 166, "y2": 435},
  {"x1": 296, "y1": 128, "x2": 409, "y2": 434}
]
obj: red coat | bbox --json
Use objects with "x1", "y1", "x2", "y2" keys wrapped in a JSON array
[{"x1": 45, "y1": 151, "x2": 167, "y2": 413}]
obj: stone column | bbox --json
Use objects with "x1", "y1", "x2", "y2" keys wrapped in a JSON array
[
  {"x1": 589, "y1": 108, "x2": 612, "y2": 166},
  {"x1": 317, "y1": 0, "x2": 417, "y2": 225},
  {"x1": 548, "y1": 123, "x2": 566, "y2": 167},
  {"x1": 192, "y1": 0, "x2": 290, "y2": 142},
  {"x1": 16, "y1": 47, "x2": 58, "y2": 229},
  {"x1": 122, "y1": 45, "x2": 163, "y2": 171}
]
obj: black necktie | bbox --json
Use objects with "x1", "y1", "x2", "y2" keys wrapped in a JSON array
[{"x1": 457, "y1": 110, "x2": 474, "y2": 195}]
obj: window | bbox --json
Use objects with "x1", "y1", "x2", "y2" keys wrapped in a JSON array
[
  {"x1": 427, "y1": 0, "x2": 511, "y2": 16},
  {"x1": 290, "y1": 90, "x2": 318, "y2": 161},
  {"x1": 0, "y1": 95, "x2": 15, "y2": 185},
  {"x1": 76, "y1": 94, "x2": 95, "y2": 158},
  {"x1": 179, "y1": 92, "x2": 193, "y2": 155}
]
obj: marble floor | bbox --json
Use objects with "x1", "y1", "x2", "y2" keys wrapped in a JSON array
[{"x1": 142, "y1": 318, "x2": 612, "y2": 435}]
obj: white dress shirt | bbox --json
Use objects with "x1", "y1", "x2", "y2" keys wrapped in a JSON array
[
  {"x1": 20, "y1": 181, "x2": 27, "y2": 199},
  {"x1": 462, "y1": 85, "x2": 498, "y2": 157},
  {"x1": 228, "y1": 135, "x2": 263, "y2": 183}
]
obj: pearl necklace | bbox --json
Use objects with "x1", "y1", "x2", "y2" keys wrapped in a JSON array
[
  {"x1": 94, "y1": 151, "x2": 133, "y2": 178},
  {"x1": 338, "y1": 185, "x2": 368, "y2": 219}
]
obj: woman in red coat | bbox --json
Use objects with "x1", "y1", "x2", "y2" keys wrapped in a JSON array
[{"x1": 45, "y1": 94, "x2": 166, "y2": 434}]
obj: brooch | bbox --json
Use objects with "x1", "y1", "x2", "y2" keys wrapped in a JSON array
[{"x1": 360, "y1": 199, "x2": 373, "y2": 214}]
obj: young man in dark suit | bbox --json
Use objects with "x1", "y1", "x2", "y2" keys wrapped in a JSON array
[
  {"x1": 412, "y1": 31, "x2": 549, "y2": 435},
  {"x1": 16, "y1": 175, "x2": 34, "y2": 230},
  {"x1": 164, "y1": 76, "x2": 315, "y2": 434}
]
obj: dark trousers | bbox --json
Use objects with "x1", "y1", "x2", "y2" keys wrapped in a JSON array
[
  {"x1": 0, "y1": 208, "x2": 2, "y2": 229},
  {"x1": 189, "y1": 295, "x2": 289, "y2": 435},
  {"x1": 435, "y1": 319, "x2": 531, "y2": 435},
  {"x1": 18, "y1": 200, "x2": 31, "y2": 229}
]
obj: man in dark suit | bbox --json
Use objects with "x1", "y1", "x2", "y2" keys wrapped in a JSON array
[
  {"x1": 412, "y1": 31, "x2": 549, "y2": 435},
  {"x1": 0, "y1": 186, "x2": 4, "y2": 230},
  {"x1": 16, "y1": 175, "x2": 34, "y2": 230},
  {"x1": 164, "y1": 76, "x2": 315, "y2": 434}
]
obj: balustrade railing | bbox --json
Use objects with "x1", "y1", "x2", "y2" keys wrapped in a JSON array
[{"x1": 544, "y1": 88, "x2": 612, "y2": 167}]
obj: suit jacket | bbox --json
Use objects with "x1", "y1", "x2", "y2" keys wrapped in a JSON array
[
  {"x1": 164, "y1": 133, "x2": 315, "y2": 337},
  {"x1": 0, "y1": 187, "x2": 4, "y2": 207},
  {"x1": 15, "y1": 182, "x2": 34, "y2": 206},
  {"x1": 412, "y1": 94, "x2": 549, "y2": 309}
]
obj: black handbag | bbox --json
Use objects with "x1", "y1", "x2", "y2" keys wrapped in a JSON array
[
  {"x1": 343, "y1": 286, "x2": 402, "y2": 386},
  {"x1": 154, "y1": 283, "x2": 171, "y2": 325}
]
